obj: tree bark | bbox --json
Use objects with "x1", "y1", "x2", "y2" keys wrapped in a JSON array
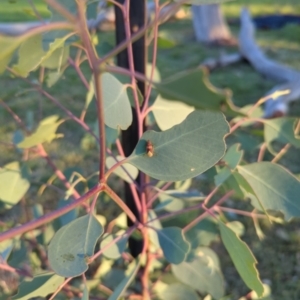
[
  {"x1": 239, "y1": 8, "x2": 300, "y2": 117},
  {"x1": 114, "y1": 0, "x2": 146, "y2": 258},
  {"x1": 191, "y1": 4, "x2": 233, "y2": 44}
]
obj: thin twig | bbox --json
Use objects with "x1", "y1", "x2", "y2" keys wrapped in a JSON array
[
  {"x1": 77, "y1": 0, "x2": 106, "y2": 181},
  {"x1": 0, "y1": 184, "x2": 103, "y2": 242},
  {"x1": 183, "y1": 190, "x2": 234, "y2": 233}
]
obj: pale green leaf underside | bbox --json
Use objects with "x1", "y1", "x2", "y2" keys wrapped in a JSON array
[
  {"x1": 157, "y1": 191, "x2": 185, "y2": 212},
  {"x1": 12, "y1": 34, "x2": 70, "y2": 77},
  {"x1": 156, "y1": 227, "x2": 190, "y2": 264},
  {"x1": 238, "y1": 162, "x2": 300, "y2": 221},
  {"x1": 102, "y1": 73, "x2": 133, "y2": 130},
  {"x1": 152, "y1": 95, "x2": 194, "y2": 131},
  {"x1": 219, "y1": 222, "x2": 264, "y2": 296},
  {"x1": 172, "y1": 252, "x2": 224, "y2": 299},
  {"x1": 106, "y1": 155, "x2": 138, "y2": 184},
  {"x1": 100, "y1": 232, "x2": 128, "y2": 260},
  {"x1": 128, "y1": 110, "x2": 229, "y2": 181},
  {"x1": 12, "y1": 272, "x2": 64, "y2": 300},
  {"x1": 48, "y1": 214, "x2": 103, "y2": 277},
  {"x1": 223, "y1": 143, "x2": 243, "y2": 169},
  {"x1": 12, "y1": 35, "x2": 45, "y2": 77},
  {"x1": 0, "y1": 34, "x2": 27, "y2": 74},
  {"x1": 214, "y1": 143, "x2": 243, "y2": 186},
  {"x1": 0, "y1": 161, "x2": 30, "y2": 207},
  {"x1": 155, "y1": 283, "x2": 199, "y2": 300},
  {"x1": 264, "y1": 117, "x2": 300, "y2": 154},
  {"x1": 108, "y1": 259, "x2": 141, "y2": 300},
  {"x1": 81, "y1": 285, "x2": 89, "y2": 300},
  {"x1": 18, "y1": 115, "x2": 62, "y2": 148}
]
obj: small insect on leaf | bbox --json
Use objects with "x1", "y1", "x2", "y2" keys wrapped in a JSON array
[{"x1": 146, "y1": 140, "x2": 154, "y2": 157}]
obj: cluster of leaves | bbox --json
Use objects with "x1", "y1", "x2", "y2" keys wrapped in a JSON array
[{"x1": 0, "y1": 1, "x2": 300, "y2": 300}]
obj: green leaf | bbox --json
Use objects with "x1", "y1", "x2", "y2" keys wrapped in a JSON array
[
  {"x1": 214, "y1": 167, "x2": 232, "y2": 187},
  {"x1": 48, "y1": 214, "x2": 103, "y2": 277},
  {"x1": 58, "y1": 199, "x2": 78, "y2": 227},
  {"x1": 185, "y1": 218, "x2": 219, "y2": 248},
  {"x1": 81, "y1": 285, "x2": 89, "y2": 300},
  {"x1": 106, "y1": 155, "x2": 138, "y2": 184},
  {"x1": 226, "y1": 221, "x2": 245, "y2": 237},
  {"x1": 152, "y1": 95, "x2": 194, "y2": 131},
  {"x1": 41, "y1": 40, "x2": 70, "y2": 69},
  {"x1": 46, "y1": 70, "x2": 64, "y2": 87},
  {"x1": 148, "y1": 210, "x2": 162, "y2": 250},
  {"x1": 222, "y1": 171, "x2": 255, "y2": 200},
  {"x1": 172, "y1": 250, "x2": 224, "y2": 299},
  {"x1": 154, "y1": 68, "x2": 239, "y2": 116},
  {"x1": 100, "y1": 232, "x2": 128, "y2": 260},
  {"x1": 157, "y1": 191, "x2": 185, "y2": 212},
  {"x1": 88, "y1": 73, "x2": 133, "y2": 129},
  {"x1": 85, "y1": 77, "x2": 95, "y2": 110},
  {"x1": 12, "y1": 272, "x2": 64, "y2": 300},
  {"x1": 157, "y1": 36, "x2": 176, "y2": 49},
  {"x1": 101, "y1": 73, "x2": 133, "y2": 130},
  {"x1": 214, "y1": 144, "x2": 243, "y2": 186},
  {"x1": 0, "y1": 238, "x2": 14, "y2": 261},
  {"x1": 235, "y1": 131, "x2": 262, "y2": 152},
  {"x1": 0, "y1": 162, "x2": 30, "y2": 208},
  {"x1": 238, "y1": 162, "x2": 300, "y2": 221},
  {"x1": 219, "y1": 222, "x2": 264, "y2": 297},
  {"x1": 223, "y1": 143, "x2": 243, "y2": 169},
  {"x1": 128, "y1": 110, "x2": 229, "y2": 181},
  {"x1": 108, "y1": 259, "x2": 141, "y2": 300},
  {"x1": 264, "y1": 117, "x2": 300, "y2": 155},
  {"x1": 155, "y1": 282, "x2": 200, "y2": 300},
  {"x1": 12, "y1": 34, "x2": 45, "y2": 77},
  {"x1": 0, "y1": 34, "x2": 27, "y2": 74},
  {"x1": 18, "y1": 115, "x2": 63, "y2": 148},
  {"x1": 155, "y1": 227, "x2": 190, "y2": 264}
]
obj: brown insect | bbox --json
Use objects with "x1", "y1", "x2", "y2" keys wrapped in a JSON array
[{"x1": 146, "y1": 140, "x2": 154, "y2": 157}]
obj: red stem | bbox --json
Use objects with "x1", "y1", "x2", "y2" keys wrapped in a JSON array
[{"x1": 0, "y1": 184, "x2": 104, "y2": 242}]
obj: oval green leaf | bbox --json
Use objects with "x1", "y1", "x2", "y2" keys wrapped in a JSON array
[
  {"x1": 128, "y1": 110, "x2": 229, "y2": 181},
  {"x1": 264, "y1": 117, "x2": 300, "y2": 155},
  {"x1": 12, "y1": 272, "x2": 64, "y2": 300},
  {"x1": 155, "y1": 227, "x2": 190, "y2": 264},
  {"x1": 101, "y1": 73, "x2": 132, "y2": 130},
  {"x1": 152, "y1": 95, "x2": 194, "y2": 131},
  {"x1": 48, "y1": 214, "x2": 103, "y2": 277},
  {"x1": 41, "y1": 37, "x2": 70, "y2": 69},
  {"x1": 12, "y1": 34, "x2": 45, "y2": 77},
  {"x1": 219, "y1": 222, "x2": 264, "y2": 297},
  {"x1": 0, "y1": 34, "x2": 27, "y2": 74},
  {"x1": 238, "y1": 162, "x2": 300, "y2": 221},
  {"x1": 100, "y1": 232, "x2": 128, "y2": 260},
  {"x1": 106, "y1": 155, "x2": 138, "y2": 183},
  {"x1": 0, "y1": 161, "x2": 30, "y2": 208},
  {"x1": 171, "y1": 250, "x2": 224, "y2": 299}
]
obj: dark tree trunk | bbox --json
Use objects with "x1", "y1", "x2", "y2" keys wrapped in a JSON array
[{"x1": 114, "y1": 0, "x2": 146, "y2": 258}]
